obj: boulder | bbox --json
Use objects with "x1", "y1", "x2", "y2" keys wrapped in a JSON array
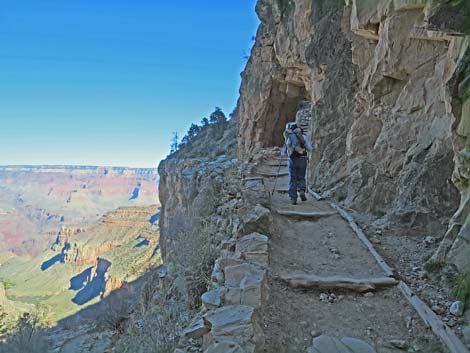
[
  {"x1": 211, "y1": 261, "x2": 224, "y2": 284},
  {"x1": 449, "y1": 301, "x2": 465, "y2": 317},
  {"x1": 224, "y1": 263, "x2": 267, "y2": 309},
  {"x1": 218, "y1": 256, "x2": 246, "y2": 271},
  {"x1": 202, "y1": 288, "x2": 226, "y2": 309},
  {"x1": 183, "y1": 317, "x2": 209, "y2": 339},
  {"x1": 242, "y1": 179, "x2": 269, "y2": 207},
  {"x1": 235, "y1": 233, "x2": 269, "y2": 267},
  {"x1": 239, "y1": 205, "x2": 272, "y2": 237},
  {"x1": 203, "y1": 305, "x2": 263, "y2": 352}
]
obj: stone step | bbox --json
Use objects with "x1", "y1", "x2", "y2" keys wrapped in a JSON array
[
  {"x1": 308, "y1": 335, "x2": 377, "y2": 353},
  {"x1": 267, "y1": 157, "x2": 288, "y2": 161}
]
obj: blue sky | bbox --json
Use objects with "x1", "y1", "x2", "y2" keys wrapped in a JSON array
[{"x1": 0, "y1": 1, "x2": 259, "y2": 168}]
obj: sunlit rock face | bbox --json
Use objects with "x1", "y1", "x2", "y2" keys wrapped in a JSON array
[{"x1": 237, "y1": 0, "x2": 470, "y2": 271}]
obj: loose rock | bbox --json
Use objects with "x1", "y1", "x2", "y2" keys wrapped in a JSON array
[{"x1": 449, "y1": 301, "x2": 464, "y2": 317}]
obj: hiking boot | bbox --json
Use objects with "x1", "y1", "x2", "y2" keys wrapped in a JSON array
[
  {"x1": 300, "y1": 191, "x2": 307, "y2": 201},
  {"x1": 290, "y1": 198, "x2": 297, "y2": 205}
]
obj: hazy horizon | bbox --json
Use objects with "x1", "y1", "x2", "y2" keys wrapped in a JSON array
[
  {"x1": 0, "y1": 163, "x2": 158, "y2": 169},
  {"x1": 0, "y1": 1, "x2": 259, "y2": 168}
]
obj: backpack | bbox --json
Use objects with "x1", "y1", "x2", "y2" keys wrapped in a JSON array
[{"x1": 284, "y1": 122, "x2": 306, "y2": 157}]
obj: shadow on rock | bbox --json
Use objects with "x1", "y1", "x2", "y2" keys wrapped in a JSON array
[{"x1": 72, "y1": 258, "x2": 111, "y2": 305}]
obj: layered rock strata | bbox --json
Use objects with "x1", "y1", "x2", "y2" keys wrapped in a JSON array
[{"x1": 237, "y1": 0, "x2": 470, "y2": 271}]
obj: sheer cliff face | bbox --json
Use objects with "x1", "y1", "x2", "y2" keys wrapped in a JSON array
[
  {"x1": 237, "y1": 0, "x2": 470, "y2": 270},
  {"x1": 158, "y1": 120, "x2": 238, "y2": 261}
]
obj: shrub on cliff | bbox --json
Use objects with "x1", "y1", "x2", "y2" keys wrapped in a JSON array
[
  {"x1": 454, "y1": 271, "x2": 470, "y2": 306},
  {"x1": 169, "y1": 107, "x2": 236, "y2": 159},
  {"x1": 165, "y1": 176, "x2": 224, "y2": 308},
  {"x1": 171, "y1": 220, "x2": 222, "y2": 309},
  {"x1": 0, "y1": 312, "x2": 49, "y2": 353},
  {"x1": 99, "y1": 297, "x2": 132, "y2": 333},
  {"x1": 113, "y1": 272, "x2": 188, "y2": 353}
]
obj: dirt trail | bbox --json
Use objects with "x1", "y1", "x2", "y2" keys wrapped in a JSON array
[{"x1": 253, "y1": 155, "x2": 444, "y2": 353}]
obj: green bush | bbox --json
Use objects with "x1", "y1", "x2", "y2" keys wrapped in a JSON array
[
  {"x1": 1, "y1": 279, "x2": 15, "y2": 290},
  {"x1": 424, "y1": 259, "x2": 443, "y2": 273},
  {"x1": 372, "y1": 209, "x2": 387, "y2": 218},
  {"x1": 453, "y1": 271, "x2": 470, "y2": 305}
]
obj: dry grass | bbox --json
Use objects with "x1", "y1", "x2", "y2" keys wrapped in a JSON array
[
  {"x1": 113, "y1": 278, "x2": 188, "y2": 353},
  {"x1": 99, "y1": 298, "x2": 132, "y2": 333},
  {"x1": 170, "y1": 221, "x2": 221, "y2": 309},
  {"x1": 453, "y1": 271, "x2": 470, "y2": 305},
  {"x1": 166, "y1": 177, "x2": 225, "y2": 308},
  {"x1": 424, "y1": 259, "x2": 443, "y2": 273}
]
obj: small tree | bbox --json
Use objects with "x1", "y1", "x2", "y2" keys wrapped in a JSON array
[
  {"x1": 201, "y1": 117, "x2": 209, "y2": 126},
  {"x1": 180, "y1": 123, "x2": 201, "y2": 146},
  {"x1": 209, "y1": 107, "x2": 226, "y2": 125},
  {"x1": 188, "y1": 123, "x2": 200, "y2": 137},
  {"x1": 170, "y1": 132, "x2": 179, "y2": 154}
]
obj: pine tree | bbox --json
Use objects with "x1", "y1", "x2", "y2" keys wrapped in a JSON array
[
  {"x1": 170, "y1": 132, "x2": 179, "y2": 154},
  {"x1": 209, "y1": 107, "x2": 226, "y2": 124}
]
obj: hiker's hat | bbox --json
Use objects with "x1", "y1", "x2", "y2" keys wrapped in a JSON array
[{"x1": 286, "y1": 122, "x2": 297, "y2": 131}]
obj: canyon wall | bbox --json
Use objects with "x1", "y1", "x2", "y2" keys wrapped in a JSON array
[
  {"x1": 237, "y1": 0, "x2": 470, "y2": 272},
  {"x1": 158, "y1": 120, "x2": 238, "y2": 261}
]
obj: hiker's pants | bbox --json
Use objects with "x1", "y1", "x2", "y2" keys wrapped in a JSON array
[{"x1": 288, "y1": 156, "x2": 307, "y2": 200}]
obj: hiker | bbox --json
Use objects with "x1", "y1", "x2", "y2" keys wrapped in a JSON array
[{"x1": 281, "y1": 123, "x2": 313, "y2": 205}]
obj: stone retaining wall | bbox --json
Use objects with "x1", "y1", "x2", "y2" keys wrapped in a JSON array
[{"x1": 175, "y1": 168, "x2": 272, "y2": 353}]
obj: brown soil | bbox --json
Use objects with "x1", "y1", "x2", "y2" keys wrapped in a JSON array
[{"x1": 254, "y1": 156, "x2": 446, "y2": 353}]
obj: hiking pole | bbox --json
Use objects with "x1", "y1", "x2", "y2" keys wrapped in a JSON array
[
  {"x1": 272, "y1": 143, "x2": 287, "y2": 195},
  {"x1": 306, "y1": 152, "x2": 309, "y2": 190}
]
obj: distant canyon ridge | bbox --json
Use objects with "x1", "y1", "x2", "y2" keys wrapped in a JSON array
[
  {"x1": 0, "y1": 165, "x2": 160, "y2": 322},
  {"x1": 0, "y1": 165, "x2": 159, "y2": 258}
]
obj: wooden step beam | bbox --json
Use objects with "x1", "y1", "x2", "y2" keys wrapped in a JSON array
[
  {"x1": 275, "y1": 189, "x2": 289, "y2": 193},
  {"x1": 306, "y1": 186, "x2": 470, "y2": 353},
  {"x1": 280, "y1": 274, "x2": 399, "y2": 292},
  {"x1": 259, "y1": 172, "x2": 289, "y2": 178},
  {"x1": 308, "y1": 188, "x2": 324, "y2": 201},
  {"x1": 329, "y1": 203, "x2": 396, "y2": 278},
  {"x1": 276, "y1": 209, "x2": 337, "y2": 218},
  {"x1": 399, "y1": 282, "x2": 470, "y2": 353},
  {"x1": 243, "y1": 176, "x2": 265, "y2": 182},
  {"x1": 268, "y1": 157, "x2": 288, "y2": 161},
  {"x1": 266, "y1": 163, "x2": 288, "y2": 167}
]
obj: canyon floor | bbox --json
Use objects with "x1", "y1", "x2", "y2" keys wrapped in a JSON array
[
  {"x1": 0, "y1": 166, "x2": 160, "y2": 325},
  {"x1": 253, "y1": 154, "x2": 461, "y2": 352}
]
